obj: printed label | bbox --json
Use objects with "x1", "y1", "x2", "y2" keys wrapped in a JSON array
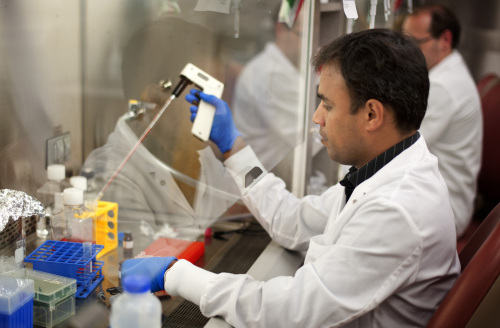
[{"x1": 343, "y1": 0, "x2": 358, "y2": 19}]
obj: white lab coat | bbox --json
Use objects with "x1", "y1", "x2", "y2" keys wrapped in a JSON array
[
  {"x1": 419, "y1": 50, "x2": 483, "y2": 237},
  {"x1": 232, "y1": 42, "x2": 301, "y2": 184},
  {"x1": 165, "y1": 137, "x2": 460, "y2": 328}
]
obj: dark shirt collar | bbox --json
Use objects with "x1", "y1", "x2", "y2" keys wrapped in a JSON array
[{"x1": 339, "y1": 132, "x2": 420, "y2": 202}]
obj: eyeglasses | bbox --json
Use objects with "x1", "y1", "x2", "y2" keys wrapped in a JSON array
[{"x1": 414, "y1": 35, "x2": 434, "y2": 45}]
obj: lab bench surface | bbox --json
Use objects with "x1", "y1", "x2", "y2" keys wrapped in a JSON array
[{"x1": 24, "y1": 217, "x2": 277, "y2": 328}]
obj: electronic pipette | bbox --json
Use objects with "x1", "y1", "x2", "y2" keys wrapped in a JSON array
[{"x1": 94, "y1": 63, "x2": 224, "y2": 203}]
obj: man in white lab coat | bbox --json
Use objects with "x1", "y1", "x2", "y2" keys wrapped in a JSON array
[
  {"x1": 232, "y1": 10, "x2": 303, "y2": 186},
  {"x1": 122, "y1": 29, "x2": 460, "y2": 327},
  {"x1": 402, "y1": 5, "x2": 483, "y2": 237}
]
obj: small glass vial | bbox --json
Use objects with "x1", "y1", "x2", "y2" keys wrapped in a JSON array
[
  {"x1": 123, "y1": 231, "x2": 133, "y2": 258},
  {"x1": 51, "y1": 188, "x2": 96, "y2": 243}
]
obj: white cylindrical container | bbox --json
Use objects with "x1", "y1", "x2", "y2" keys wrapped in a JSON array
[
  {"x1": 36, "y1": 164, "x2": 70, "y2": 238},
  {"x1": 70, "y1": 174, "x2": 99, "y2": 210},
  {"x1": 69, "y1": 176, "x2": 88, "y2": 191},
  {"x1": 110, "y1": 275, "x2": 161, "y2": 328}
]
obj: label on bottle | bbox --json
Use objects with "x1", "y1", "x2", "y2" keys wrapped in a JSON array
[
  {"x1": 123, "y1": 240, "x2": 134, "y2": 249},
  {"x1": 15, "y1": 240, "x2": 24, "y2": 264}
]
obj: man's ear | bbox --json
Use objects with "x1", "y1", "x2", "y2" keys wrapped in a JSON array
[
  {"x1": 439, "y1": 29, "x2": 453, "y2": 50},
  {"x1": 364, "y1": 99, "x2": 385, "y2": 132}
]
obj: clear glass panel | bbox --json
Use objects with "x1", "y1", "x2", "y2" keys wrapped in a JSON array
[
  {"x1": 80, "y1": 1, "x2": 309, "y2": 238},
  {"x1": 0, "y1": 2, "x2": 82, "y2": 197},
  {"x1": 0, "y1": 1, "x2": 309, "y2": 240}
]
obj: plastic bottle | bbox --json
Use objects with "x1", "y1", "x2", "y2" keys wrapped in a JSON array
[
  {"x1": 81, "y1": 168, "x2": 99, "y2": 209},
  {"x1": 109, "y1": 275, "x2": 161, "y2": 328},
  {"x1": 36, "y1": 164, "x2": 70, "y2": 238},
  {"x1": 51, "y1": 188, "x2": 96, "y2": 243},
  {"x1": 69, "y1": 176, "x2": 87, "y2": 193},
  {"x1": 69, "y1": 175, "x2": 97, "y2": 210}
]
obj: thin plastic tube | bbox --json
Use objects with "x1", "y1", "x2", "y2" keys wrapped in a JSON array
[
  {"x1": 95, "y1": 94, "x2": 177, "y2": 203},
  {"x1": 83, "y1": 241, "x2": 92, "y2": 276}
]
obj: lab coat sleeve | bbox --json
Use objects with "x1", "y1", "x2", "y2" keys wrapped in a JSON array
[
  {"x1": 174, "y1": 198, "x2": 423, "y2": 328},
  {"x1": 224, "y1": 146, "x2": 334, "y2": 251},
  {"x1": 418, "y1": 82, "x2": 454, "y2": 145},
  {"x1": 164, "y1": 259, "x2": 217, "y2": 304}
]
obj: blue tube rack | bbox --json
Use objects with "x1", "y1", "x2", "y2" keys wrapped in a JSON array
[{"x1": 25, "y1": 240, "x2": 104, "y2": 299}]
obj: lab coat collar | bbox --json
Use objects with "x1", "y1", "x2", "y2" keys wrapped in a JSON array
[
  {"x1": 341, "y1": 132, "x2": 421, "y2": 202},
  {"x1": 343, "y1": 135, "x2": 429, "y2": 206}
]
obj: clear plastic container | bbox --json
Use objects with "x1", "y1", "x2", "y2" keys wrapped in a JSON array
[
  {"x1": 36, "y1": 164, "x2": 70, "y2": 238},
  {"x1": 0, "y1": 275, "x2": 34, "y2": 327},
  {"x1": 51, "y1": 188, "x2": 96, "y2": 244},
  {"x1": 4, "y1": 268, "x2": 76, "y2": 327},
  {"x1": 81, "y1": 168, "x2": 99, "y2": 210},
  {"x1": 109, "y1": 275, "x2": 161, "y2": 328},
  {"x1": 0, "y1": 217, "x2": 26, "y2": 270}
]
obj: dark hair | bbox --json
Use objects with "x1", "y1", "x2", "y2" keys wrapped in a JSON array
[
  {"x1": 311, "y1": 29, "x2": 429, "y2": 133},
  {"x1": 414, "y1": 5, "x2": 461, "y2": 48}
]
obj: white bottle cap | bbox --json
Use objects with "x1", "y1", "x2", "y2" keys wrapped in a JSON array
[
  {"x1": 70, "y1": 176, "x2": 88, "y2": 191},
  {"x1": 63, "y1": 188, "x2": 83, "y2": 205},
  {"x1": 47, "y1": 164, "x2": 66, "y2": 181}
]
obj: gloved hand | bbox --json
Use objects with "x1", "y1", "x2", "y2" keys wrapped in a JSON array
[
  {"x1": 185, "y1": 89, "x2": 241, "y2": 153},
  {"x1": 121, "y1": 257, "x2": 177, "y2": 293}
]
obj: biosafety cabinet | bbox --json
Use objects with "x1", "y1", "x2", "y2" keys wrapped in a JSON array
[
  {"x1": 0, "y1": 2, "x2": 332, "y2": 327},
  {"x1": 0, "y1": 0, "x2": 499, "y2": 327},
  {"x1": 0, "y1": 0, "x2": 332, "y2": 231}
]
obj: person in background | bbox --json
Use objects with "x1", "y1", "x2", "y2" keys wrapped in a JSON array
[
  {"x1": 232, "y1": 8, "x2": 303, "y2": 187},
  {"x1": 122, "y1": 29, "x2": 460, "y2": 328},
  {"x1": 402, "y1": 4, "x2": 483, "y2": 237}
]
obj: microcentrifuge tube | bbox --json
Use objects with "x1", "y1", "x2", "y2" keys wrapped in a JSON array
[{"x1": 83, "y1": 241, "x2": 92, "y2": 275}]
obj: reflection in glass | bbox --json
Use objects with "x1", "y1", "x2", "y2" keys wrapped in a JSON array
[
  {"x1": 0, "y1": 1, "x2": 308, "y2": 239},
  {"x1": 80, "y1": 1, "x2": 307, "y2": 238},
  {"x1": 232, "y1": 8, "x2": 304, "y2": 188}
]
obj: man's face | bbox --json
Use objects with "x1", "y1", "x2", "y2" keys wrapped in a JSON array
[
  {"x1": 312, "y1": 65, "x2": 367, "y2": 168},
  {"x1": 402, "y1": 13, "x2": 441, "y2": 69}
]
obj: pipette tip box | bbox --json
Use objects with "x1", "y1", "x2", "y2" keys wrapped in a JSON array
[
  {"x1": 140, "y1": 237, "x2": 205, "y2": 263},
  {"x1": 25, "y1": 240, "x2": 104, "y2": 299},
  {"x1": 0, "y1": 275, "x2": 34, "y2": 328},
  {"x1": 5, "y1": 268, "x2": 76, "y2": 327}
]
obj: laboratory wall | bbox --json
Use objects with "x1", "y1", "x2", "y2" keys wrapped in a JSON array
[{"x1": 0, "y1": 1, "x2": 82, "y2": 197}]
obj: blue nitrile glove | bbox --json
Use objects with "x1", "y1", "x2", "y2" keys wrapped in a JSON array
[
  {"x1": 185, "y1": 89, "x2": 241, "y2": 153},
  {"x1": 121, "y1": 257, "x2": 177, "y2": 293}
]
